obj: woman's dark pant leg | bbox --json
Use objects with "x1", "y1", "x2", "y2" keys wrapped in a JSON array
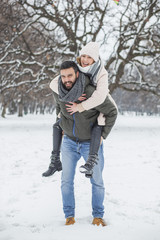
[{"x1": 52, "y1": 120, "x2": 63, "y2": 155}]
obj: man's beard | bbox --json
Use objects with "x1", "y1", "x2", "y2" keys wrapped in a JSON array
[{"x1": 62, "y1": 81, "x2": 75, "y2": 90}]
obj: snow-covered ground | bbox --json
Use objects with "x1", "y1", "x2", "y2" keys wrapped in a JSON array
[{"x1": 0, "y1": 113, "x2": 160, "y2": 240}]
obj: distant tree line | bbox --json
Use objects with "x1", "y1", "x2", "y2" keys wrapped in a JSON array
[{"x1": 0, "y1": 0, "x2": 160, "y2": 117}]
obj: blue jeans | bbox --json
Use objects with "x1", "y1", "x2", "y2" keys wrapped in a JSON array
[{"x1": 61, "y1": 135, "x2": 105, "y2": 219}]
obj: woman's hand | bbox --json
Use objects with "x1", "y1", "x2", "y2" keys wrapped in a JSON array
[
  {"x1": 78, "y1": 94, "x2": 87, "y2": 101},
  {"x1": 66, "y1": 102, "x2": 78, "y2": 115}
]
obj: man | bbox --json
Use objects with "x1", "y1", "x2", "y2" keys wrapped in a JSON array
[{"x1": 51, "y1": 61, "x2": 117, "y2": 226}]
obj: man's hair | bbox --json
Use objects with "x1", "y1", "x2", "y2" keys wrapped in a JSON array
[{"x1": 60, "y1": 61, "x2": 79, "y2": 74}]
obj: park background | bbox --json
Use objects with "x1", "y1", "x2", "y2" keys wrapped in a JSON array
[
  {"x1": 0, "y1": 0, "x2": 160, "y2": 117},
  {"x1": 0, "y1": 0, "x2": 160, "y2": 240}
]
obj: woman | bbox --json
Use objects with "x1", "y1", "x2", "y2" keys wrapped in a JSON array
[{"x1": 42, "y1": 42, "x2": 116, "y2": 178}]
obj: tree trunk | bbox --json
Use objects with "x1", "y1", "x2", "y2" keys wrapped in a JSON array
[
  {"x1": 18, "y1": 100, "x2": 23, "y2": 117},
  {"x1": 1, "y1": 105, "x2": 6, "y2": 118}
]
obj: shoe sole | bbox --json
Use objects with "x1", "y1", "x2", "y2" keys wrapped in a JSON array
[
  {"x1": 79, "y1": 167, "x2": 87, "y2": 173},
  {"x1": 57, "y1": 167, "x2": 62, "y2": 171},
  {"x1": 79, "y1": 166, "x2": 92, "y2": 174},
  {"x1": 65, "y1": 222, "x2": 75, "y2": 225},
  {"x1": 85, "y1": 173, "x2": 92, "y2": 178},
  {"x1": 42, "y1": 166, "x2": 62, "y2": 177},
  {"x1": 79, "y1": 167, "x2": 93, "y2": 178}
]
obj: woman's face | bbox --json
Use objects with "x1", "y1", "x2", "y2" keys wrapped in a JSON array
[{"x1": 80, "y1": 54, "x2": 94, "y2": 67}]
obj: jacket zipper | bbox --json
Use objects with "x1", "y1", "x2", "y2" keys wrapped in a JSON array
[{"x1": 73, "y1": 113, "x2": 79, "y2": 142}]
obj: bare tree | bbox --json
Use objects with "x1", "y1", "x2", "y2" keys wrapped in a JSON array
[
  {"x1": 0, "y1": 0, "x2": 160, "y2": 116},
  {"x1": 106, "y1": 0, "x2": 160, "y2": 97}
]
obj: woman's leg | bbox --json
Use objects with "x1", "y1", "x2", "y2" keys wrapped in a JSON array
[
  {"x1": 42, "y1": 120, "x2": 62, "y2": 177},
  {"x1": 79, "y1": 122, "x2": 102, "y2": 177},
  {"x1": 52, "y1": 119, "x2": 63, "y2": 154},
  {"x1": 89, "y1": 123, "x2": 102, "y2": 155}
]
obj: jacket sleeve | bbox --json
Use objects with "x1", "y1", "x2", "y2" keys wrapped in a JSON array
[
  {"x1": 53, "y1": 92, "x2": 61, "y2": 119},
  {"x1": 50, "y1": 75, "x2": 59, "y2": 94},
  {"x1": 77, "y1": 69, "x2": 109, "y2": 113},
  {"x1": 95, "y1": 94, "x2": 118, "y2": 139}
]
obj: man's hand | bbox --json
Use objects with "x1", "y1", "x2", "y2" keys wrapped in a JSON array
[
  {"x1": 66, "y1": 102, "x2": 78, "y2": 115},
  {"x1": 78, "y1": 94, "x2": 87, "y2": 101}
]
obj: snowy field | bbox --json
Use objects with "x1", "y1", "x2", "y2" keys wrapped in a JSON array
[{"x1": 0, "y1": 113, "x2": 160, "y2": 240}]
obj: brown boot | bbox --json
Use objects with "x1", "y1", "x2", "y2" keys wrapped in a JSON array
[
  {"x1": 65, "y1": 217, "x2": 75, "y2": 225},
  {"x1": 92, "y1": 218, "x2": 107, "y2": 227}
]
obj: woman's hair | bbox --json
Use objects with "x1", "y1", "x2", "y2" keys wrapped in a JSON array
[{"x1": 60, "y1": 61, "x2": 79, "y2": 74}]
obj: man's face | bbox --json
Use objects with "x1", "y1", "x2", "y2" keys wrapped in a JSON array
[{"x1": 60, "y1": 67, "x2": 79, "y2": 90}]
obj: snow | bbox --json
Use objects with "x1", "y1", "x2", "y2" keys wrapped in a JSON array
[{"x1": 0, "y1": 113, "x2": 160, "y2": 240}]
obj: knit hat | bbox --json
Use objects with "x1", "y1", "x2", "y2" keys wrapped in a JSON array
[{"x1": 79, "y1": 42, "x2": 99, "y2": 62}]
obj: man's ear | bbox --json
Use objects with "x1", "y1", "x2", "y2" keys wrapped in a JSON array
[{"x1": 76, "y1": 71, "x2": 79, "y2": 78}]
